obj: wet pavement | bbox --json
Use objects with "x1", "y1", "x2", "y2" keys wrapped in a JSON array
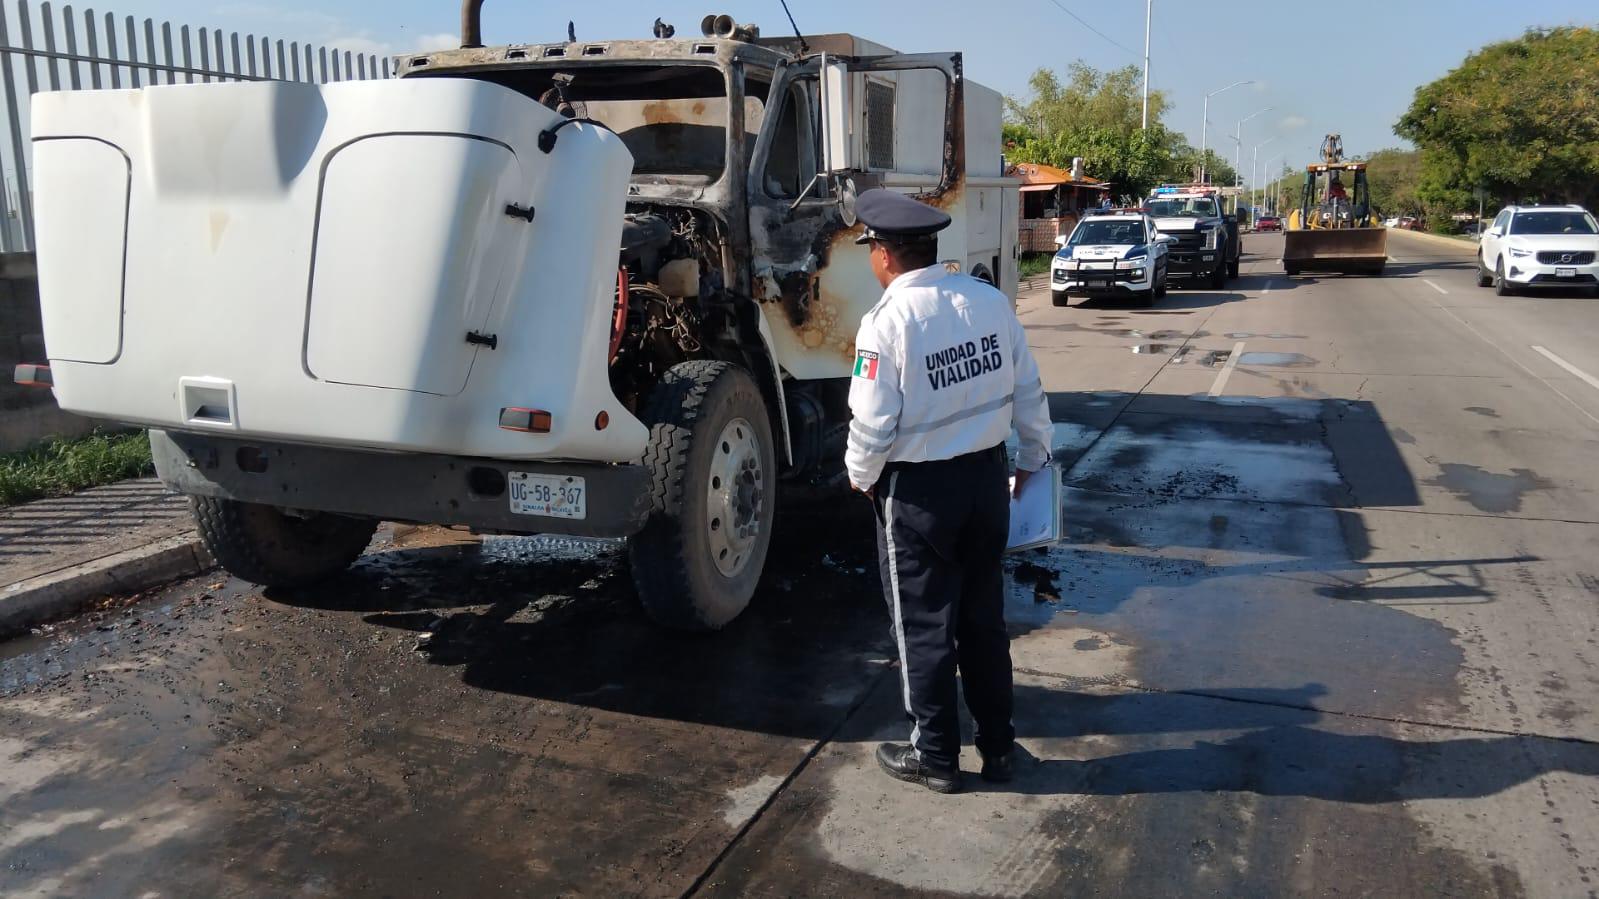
[{"x1": 4, "y1": 232, "x2": 1599, "y2": 897}]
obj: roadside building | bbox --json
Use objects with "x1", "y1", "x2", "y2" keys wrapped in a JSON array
[{"x1": 1008, "y1": 162, "x2": 1113, "y2": 253}]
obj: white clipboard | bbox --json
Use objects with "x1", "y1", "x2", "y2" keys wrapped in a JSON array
[{"x1": 1006, "y1": 462, "x2": 1061, "y2": 554}]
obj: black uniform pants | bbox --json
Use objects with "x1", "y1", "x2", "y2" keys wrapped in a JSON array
[{"x1": 874, "y1": 444, "x2": 1014, "y2": 771}]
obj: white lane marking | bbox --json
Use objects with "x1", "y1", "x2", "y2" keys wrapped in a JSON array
[
  {"x1": 1261, "y1": 280, "x2": 1275, "y2": 295},
  {"x1": 1531, "y1": 346, "x2": 1599, "y2": 393},
  {"x1": 1208, "y1": 341, "x2": 1247, "y2": 397},
  {"x1": 1422, "y1": 279, "x2": 1449, "y2": 295},
  {"x1": 1421, "y1": 295, "x2": 1599, "y2": 428}
]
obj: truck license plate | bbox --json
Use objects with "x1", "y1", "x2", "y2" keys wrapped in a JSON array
[
  {"x1": 508, "y1": 472, "x2": 587, "y2": 520},
  {"x1": 1556, "y1": 267, "x2": 1576, "y2": 278}
]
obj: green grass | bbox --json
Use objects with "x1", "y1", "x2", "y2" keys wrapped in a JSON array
[
  {"x1": 1019, "y1": 253, "x2": 1055, "y2": 279},
  {"x1": 0, "y1": 430, "x2": 155, "y2": 507}
]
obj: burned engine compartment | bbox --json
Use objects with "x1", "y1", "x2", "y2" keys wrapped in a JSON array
[{"x1": 607, "y1": 206, "x2": 727, "y2": 412}]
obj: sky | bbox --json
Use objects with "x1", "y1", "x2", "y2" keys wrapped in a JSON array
[{"x1": 12, "y1": 0, "x2": 1599, "y2": 188}]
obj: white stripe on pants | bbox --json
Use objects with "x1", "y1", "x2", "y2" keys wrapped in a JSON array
[{"x1": 882, "y1": 471, "x2": 920, "y2": 758}]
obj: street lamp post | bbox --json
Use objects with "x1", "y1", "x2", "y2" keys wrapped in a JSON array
[
  {"x1": 1233, "y1": 108, "x2": 1273, "y2": 188},
  {"x1": 1263, "y1": 154, "x2": 1283, "y2": 214},
  {"x1": 1251, "y1": 136, "x2": 1277, "y2": 224},
  {"x1": 1141, "y1": 0, "x2": 1153, "y2": 129},
  {"x1": 1200, "y1": 80, "x2": 1252, "y2": 184}
]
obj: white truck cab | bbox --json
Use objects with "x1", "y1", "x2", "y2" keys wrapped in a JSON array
[{"x1": 24, "y1": 5, "x2": 1019, "y2": 630}]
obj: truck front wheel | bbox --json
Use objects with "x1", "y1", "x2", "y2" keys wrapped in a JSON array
[
  {"x1": 630, "y1": 361, "x2": 776, "y2": 631},
  {"x1": 191, "y1": 498, "x2": 377, "y2": 588}
]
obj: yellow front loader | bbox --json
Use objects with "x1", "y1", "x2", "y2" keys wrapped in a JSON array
[{"x1": 1283, "y1": 154, "x2": 1387, "y2": 277}]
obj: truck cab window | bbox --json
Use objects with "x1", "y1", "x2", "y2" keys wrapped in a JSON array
[{"x1": 759, "y1": 76, "x2": 819, "y2": 200}]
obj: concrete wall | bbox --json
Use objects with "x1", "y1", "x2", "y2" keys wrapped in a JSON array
[{"x1": 0, "y1": 253, "x2": 98, "y2": 452}]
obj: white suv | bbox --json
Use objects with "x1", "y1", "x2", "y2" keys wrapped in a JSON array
[
  {"x1": 1477, "y1": 205, "x2": 1599, "y2": 296},
  {"x1": 1050, "y1": 211, "x2": 1170, "y2": 307}
]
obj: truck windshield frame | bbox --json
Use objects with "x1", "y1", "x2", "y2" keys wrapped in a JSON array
[
  {"x1": 1146, "y1": 198, "x2": 1218, "y2": 218},
  {"x1": 422, "y1": 62, "x2": 741, "y2": 184}
]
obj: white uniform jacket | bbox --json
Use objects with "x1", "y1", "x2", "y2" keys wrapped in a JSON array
[{"x1": 846, "y1": 265, "x2": 1053, "y2": 491}]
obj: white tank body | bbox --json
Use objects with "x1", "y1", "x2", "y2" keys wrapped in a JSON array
[{"x1": 30, "y1": 78, "x2": 644, "y2": 462}]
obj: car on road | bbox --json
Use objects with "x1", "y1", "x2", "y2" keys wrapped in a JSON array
[
  {"x1": 1255, "y1": 214, "x2": 1282, "y2": 232},
  {"x1": 1476, "y1": 205, "x2": 1599, "y2": 296},
  {"x1": 1383, "y1": 216, "x2": 1400, "y2": 228},
  {"x1": 1051, "y1": 211, "x2": 1170, "y2": 307}
]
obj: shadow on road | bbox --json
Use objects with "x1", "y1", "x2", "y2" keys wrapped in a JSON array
[
  {"x1": 1069, "y1": 289, "x2": 1249, "y2": 312},
  {"x1": 998, "y1": 682, "x2": 1599, "y2": 802}
]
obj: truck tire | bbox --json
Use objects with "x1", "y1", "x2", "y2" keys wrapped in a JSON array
[
  {"x1": 1228, "y1": 253, "x2": 1240, "y2": 280},
  {"x1": 1051, "y1": 291, "x2": 1071, "y2": 307},
  {"x1": 191, "y1": 497, "x2": 377, "y2": 588},
  {"x1": 630, "y1": 360, "x2": 776, "y2": 631},
  {"x1": 1210, "y1": 262, "x2": 1227, "y2": 290}
]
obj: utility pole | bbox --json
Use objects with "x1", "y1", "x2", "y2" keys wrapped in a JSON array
[
  {"x1": 1200, "y1": 80, "x2": 1252, "y2": 184},
  {"x1": 1141, "y1": 0, "x2": 1152, "y2": 129}
]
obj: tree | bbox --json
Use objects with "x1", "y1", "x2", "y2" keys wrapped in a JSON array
[
  {"x1": 1395, "y1": 26, "x2": 1599, "y2": 211},
  {"x1": 1364, "y1": 148, "x2": 1423, "y2": 216},
  {"x1": 1006, "y1": 63, "x2": 1170, "y2": 140},
  {"x1": 1004, "y1": 62, "x2": 1237, "y2": 200}
]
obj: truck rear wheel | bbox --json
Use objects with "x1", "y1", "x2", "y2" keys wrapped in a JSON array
[
  {"x1": 191, "y1": 497, "x2": 377, "y2": 588},
  {"x1": 630, "y1": 361, "x2": 776, "y2": 631}
]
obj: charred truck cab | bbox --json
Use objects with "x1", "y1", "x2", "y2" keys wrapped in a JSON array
[{"x1": 25, "y1": 4, "x2": 1017, "y2": 630}]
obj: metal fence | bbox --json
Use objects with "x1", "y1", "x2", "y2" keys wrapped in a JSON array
[{"x1": 0, "y1": 0, "x2": 395, "y2": 252}]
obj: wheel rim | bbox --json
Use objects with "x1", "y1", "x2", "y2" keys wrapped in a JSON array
[{"x1": 705, "y1": 417, "x2": 764, "y2": 578}]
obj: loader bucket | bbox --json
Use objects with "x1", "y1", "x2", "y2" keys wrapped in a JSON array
[{"x1": 1282, "y1": 227, "x2": 1388, "y2": 276}]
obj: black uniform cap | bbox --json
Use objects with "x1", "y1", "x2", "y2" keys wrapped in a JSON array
[{"x1": 854, "y1": 188, "x2": 953, "y2": 245}]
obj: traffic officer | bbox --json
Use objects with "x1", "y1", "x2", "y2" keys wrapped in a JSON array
[{"x1": 846, "y1": 189, "x2": 1053, "y2": 794}]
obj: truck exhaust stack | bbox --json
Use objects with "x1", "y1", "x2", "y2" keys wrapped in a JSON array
[{"x1": 461, "y1": 0, "x2": 485, "y2": 48}]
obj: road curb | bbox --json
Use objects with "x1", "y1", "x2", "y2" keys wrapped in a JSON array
[{"x1": 0, "y1": 533, "x2": 215, "y2": 636}]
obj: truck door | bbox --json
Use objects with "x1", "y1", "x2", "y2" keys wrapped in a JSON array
[{"x1": 746, "y1": 52, "x2": 962, "y2": 381}]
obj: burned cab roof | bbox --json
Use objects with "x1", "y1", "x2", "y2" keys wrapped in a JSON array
[{"x1": 395, "y1": 37, "x2": 789, "y2": 79}]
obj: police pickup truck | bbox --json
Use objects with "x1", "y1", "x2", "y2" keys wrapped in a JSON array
[
  {"x1": 1142, "y1": 185, "x2": 1240, "y2": 289},
  {"x1": 1050, "y1": 210, "x2": 1171, "y2": 307}
]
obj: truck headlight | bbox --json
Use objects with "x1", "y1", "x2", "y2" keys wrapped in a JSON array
[
  {"x1": 1130, "y1": 268, "x2": 1147, "y2": 280},
  {"x1": 1123, "y1": 254, "x2": 1148, "y2": 266},
  {"x1": 1203, "y1": 228, "x2": 1219, "y2": 250},
  {"x1": 1508, "y1": 247, "x2": 1532, "y2": 258}
]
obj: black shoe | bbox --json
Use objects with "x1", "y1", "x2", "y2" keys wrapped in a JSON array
[
  {"x1": 875, "y1": 743, "x2": 961, "y2": 794},
  {"x1": 980, "y1": 752, "x2": 1014, "y2": 783}
]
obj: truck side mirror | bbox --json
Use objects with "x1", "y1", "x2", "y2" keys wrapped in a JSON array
[{"x1": 819, "y1": 57, "x2": 852, "y2": 174}]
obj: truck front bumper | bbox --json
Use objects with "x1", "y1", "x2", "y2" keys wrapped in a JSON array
[
  {"x1": 1051, "y1": 261, "x2": 1152, "y2": 294},
  {"x1": 151, "y1": 430, "x2": 653, "y2": 538},
  {"x1": 1165, "y1": 250, "x2": 1221, "y2": 279}
]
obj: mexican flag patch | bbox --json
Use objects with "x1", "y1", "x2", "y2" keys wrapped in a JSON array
[{"x1": 853, "y1": 350, "x2": 880, "y2": 380}]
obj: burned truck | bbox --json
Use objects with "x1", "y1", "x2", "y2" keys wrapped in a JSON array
[{"x1": 24, "y1": 5, "x2": 1019, "y2": 629}]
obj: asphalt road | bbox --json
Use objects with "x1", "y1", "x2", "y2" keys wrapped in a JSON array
[{"x1": 4, "y1": 230, "x2": 1598, "y2": 897}]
